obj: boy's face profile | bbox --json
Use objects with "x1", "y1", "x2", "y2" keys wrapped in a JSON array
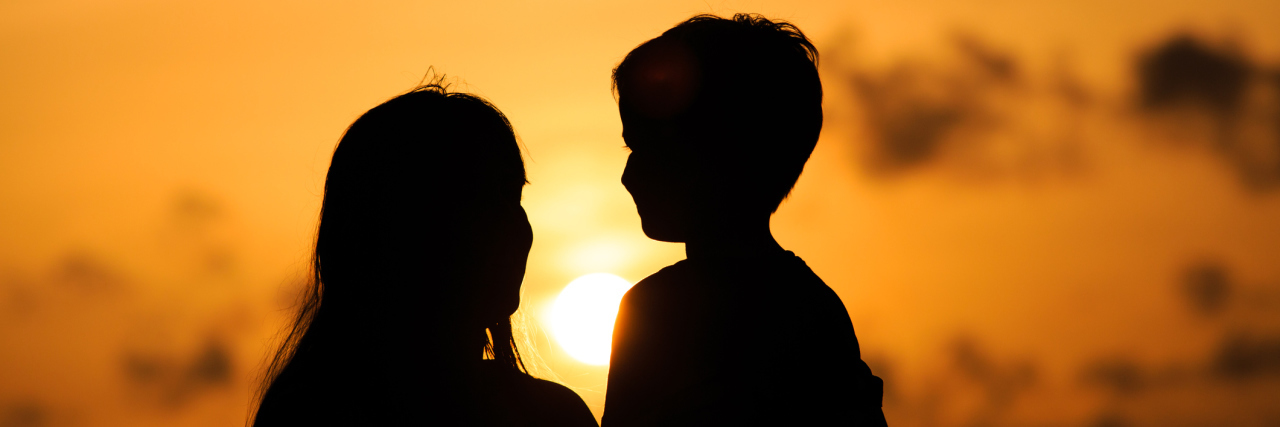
[
  {"x1": 620, "y1": 102, "x2": 697, "y2": 243},
  {"x1": 617, "y1": 41, "x2": 704, "y2": 243}
]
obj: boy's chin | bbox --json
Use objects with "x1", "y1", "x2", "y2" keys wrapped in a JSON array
[{"x1": 639, "y1": 220, "x2": 689, "y2": 243}]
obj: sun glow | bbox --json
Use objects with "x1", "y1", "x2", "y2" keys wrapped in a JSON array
[{"x1": 549, "y1": 273, "x2": 634, "y2": 365}]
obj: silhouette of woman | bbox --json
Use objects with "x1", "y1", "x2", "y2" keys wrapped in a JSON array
[{"x1": 251, "y1": 81, "x2": 597, "y2": 426}]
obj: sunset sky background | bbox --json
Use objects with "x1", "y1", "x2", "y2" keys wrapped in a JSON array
[{"x1": 3, "y1": 1, "x2": 1280, "y2": 426}]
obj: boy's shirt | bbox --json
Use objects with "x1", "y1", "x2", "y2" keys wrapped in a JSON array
[{"x1": 602, "y1": 251, "x2": 887, "y2": 426}]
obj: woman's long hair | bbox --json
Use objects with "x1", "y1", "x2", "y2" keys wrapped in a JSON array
[{"x1": 251, "y1": 81, "x2": 529, "y2": 424}]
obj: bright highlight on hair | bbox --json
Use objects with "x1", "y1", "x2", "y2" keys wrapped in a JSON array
[{"x1": 549, "y1": 273, "x2": 634, "y2": 365}]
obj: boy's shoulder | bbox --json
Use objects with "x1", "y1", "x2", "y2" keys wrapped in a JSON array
[
  {"x1": 617, "y1": 260, "x2": 697, "y2": 309},
  {"x1": 622, "y1": 253, "x2": 846, "y2": 311},
  {"x1": 630, "y1": 259, "x2": 696, "y2": 288}
]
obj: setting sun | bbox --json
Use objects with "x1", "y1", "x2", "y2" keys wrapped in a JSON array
[{"x1": 548, "y1": 273, "x2": 634, "y2": 365}]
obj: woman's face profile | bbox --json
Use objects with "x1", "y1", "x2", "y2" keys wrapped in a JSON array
[{"x1": 454, "y1": 184, "x2": 533, "y2": 324}]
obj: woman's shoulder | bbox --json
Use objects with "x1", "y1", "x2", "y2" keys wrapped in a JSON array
[
  {"x1": 481, "y1": 362, "x2": 599, "y2": 427},
  {"x1": 524, "y1": 376, "x2": 595, "y2": 414}
]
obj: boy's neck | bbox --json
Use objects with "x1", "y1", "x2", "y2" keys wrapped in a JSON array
[{"x1": 684, "y1": 214, "x2": 785, "y2": 260}]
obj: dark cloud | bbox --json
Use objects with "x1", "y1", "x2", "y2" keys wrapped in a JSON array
[
  {"x1": 845, "y1": 33, "x2": 1009, "y2": 174},
  {"x1": 1135, "y1": 34, "x2": 1280, "y2": 191},
  {"x1": 948, "y1": 337, "x2": 1038, "y2": 405},
  {"x1": 0, "y1": 402, "x2": 45, "y2": 427},
  {"x1": 162, "y1": 188, "x2": 242, "y2": 278},
  {"x1": 1, "y1": 274, "x2": 37, "y2": 318},
  {"x1": 1070, "y1": 261, "x2": 1280, "y2": 426},
  {"x1": 952, "y1": 33, "x2": 1019, "y2": 84},
  {"x1": 834, "y1": 31, "x2": 1087, "y2": 179},
  {"x1": 851, "y1": 68, "x2": 967, "y2": 172},
  {"x1": 172, "y1": 188, "x2": 223, "y2": 224},
  {"x1": 877, "y1": 336, "x2": 1044, "y2": 427},
  {"x1": 1212, "y1": 333, "x2": 1280, "y2": 380},
  {"x1": 187, "y1": 339, "x2": 233, "y2": 385},
  {"x1": 1091, "y1": 412, "x2": 1132, "y2": 427},
  {"x1": 1182, "y1": 261, "x2": 1232, "y2": 316},
  {"x1": 1138, "y1": 35, "x2": 1252, "y2": 114},
  {"x1": 53, "y1": 252, "x2": 123, "y2": 294},
  {"x1": 1081, "y1": 357, "x2": 1146, "y2": 394},
  {"x1": 122, "y1": 336, "x2": 234, "y2": 409},
  {"x1": 123, "y1": 352, "x2": 167, "y2": 386},
  {"x1": 833, "y1": 29, "x2": 1280, "y2": 189}
]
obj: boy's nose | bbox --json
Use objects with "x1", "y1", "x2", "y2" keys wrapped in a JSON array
[{"x1": 621, "y1": 155, "x2": 639, "y2": 193}]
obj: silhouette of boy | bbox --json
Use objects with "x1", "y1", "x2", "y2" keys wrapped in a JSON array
[{"x1": 603, "y1": 14, "x2": 887, "y2": 426}]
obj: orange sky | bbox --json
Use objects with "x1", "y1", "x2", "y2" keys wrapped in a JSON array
[{"x1": 3, "y1": 1, "x2": 1280, "y2": 426}]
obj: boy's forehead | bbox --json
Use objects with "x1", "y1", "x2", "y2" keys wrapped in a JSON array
[{"x1": 620, "y1": 39, "x2": 701, "y2": 119}]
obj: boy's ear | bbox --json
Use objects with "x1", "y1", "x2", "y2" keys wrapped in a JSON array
[{"x1": 622, "y1": 40, "x2": 701, "y2": 120}]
